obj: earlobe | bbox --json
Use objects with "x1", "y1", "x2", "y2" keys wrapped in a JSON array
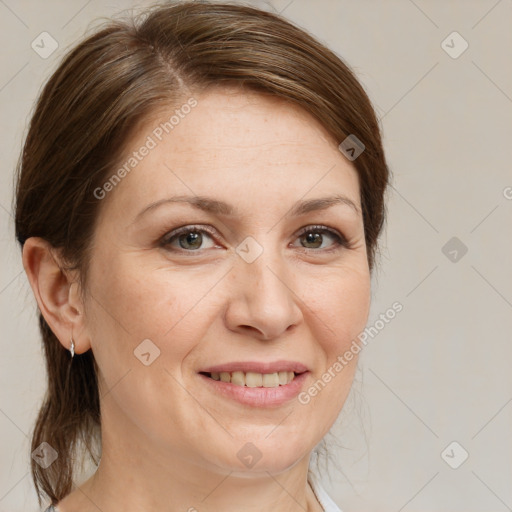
[{"x1": 22, "y1": 237, "x2": 91, "y2": 355}]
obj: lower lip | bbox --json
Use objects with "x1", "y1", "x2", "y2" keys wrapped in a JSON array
[{"x1": 198, "y1": 372, "x2": 309, "y2": 408}]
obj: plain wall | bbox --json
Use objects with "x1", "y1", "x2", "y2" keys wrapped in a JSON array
[{"x1": 1, "y1": 1, "x2": 511, "y2": 510}]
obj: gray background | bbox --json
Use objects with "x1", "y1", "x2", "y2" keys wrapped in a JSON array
[{"x1": 1, "y1": 0, "x2": 511, "y2": 510}]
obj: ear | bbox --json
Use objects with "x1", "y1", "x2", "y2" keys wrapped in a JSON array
[{"x1": 22, "y1": 237, "x2": 91, "y2": 355}]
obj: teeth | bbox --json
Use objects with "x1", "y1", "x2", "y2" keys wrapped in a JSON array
[
  {"x1": 231, "y1": 371, "x2": 245, "y2": 386},
  {"x1": 262, "y1": 373, "x2": 279, "y2": 387},
  {"x1": 278, "y1": 371, "x2": 289, "y2": 385},
  {"x1": 245, "y1": 372, "x2": 263, "y2": 387},
  {"x1": 208, "y1": 370, "x2": 297, "y2": 387}
]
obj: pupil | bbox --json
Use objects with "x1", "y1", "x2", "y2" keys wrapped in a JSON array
[
  {"x1": 304, "y1": 232, "x2": 321, "y2": 248},
  {"x1": 180, "y1": 232, "x2": 202, "y2": 249}
]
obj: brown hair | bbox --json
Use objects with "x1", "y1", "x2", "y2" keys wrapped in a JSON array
[{"x1": 15, "y1": 1, "x2": 389, "y2": 504}]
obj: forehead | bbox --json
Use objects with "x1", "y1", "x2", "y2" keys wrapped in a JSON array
[
  {"x1": 166, "y1": 87, "x2": 338, "y2": 156},
  {"x1": 99, "y1": 88, "x2": 360, "y2": 216}
]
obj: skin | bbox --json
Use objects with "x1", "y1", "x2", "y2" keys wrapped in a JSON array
[{"x1": 23, "y1": 87, "x2": 371, "y2": 512}]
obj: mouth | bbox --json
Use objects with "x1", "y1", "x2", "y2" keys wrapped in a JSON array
[
  {"x1": 199, "y1": 370, "x2": 301, "y2": 388},
  {"x1": 197, "y1": 361, "x2": 310, "y2": 407}
]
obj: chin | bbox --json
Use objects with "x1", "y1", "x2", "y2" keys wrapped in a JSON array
[{"x1": 209, "y1": 431, "x2": 314, "y2": 476}]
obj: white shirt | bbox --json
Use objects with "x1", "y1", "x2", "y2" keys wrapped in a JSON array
[{"x1": 308, "y1": 468, "x2": 343, "y2": 512}]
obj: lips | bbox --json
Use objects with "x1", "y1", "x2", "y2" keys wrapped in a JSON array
[{"x1": 198, "y1": 369, "x2": 310, "y2": 407}]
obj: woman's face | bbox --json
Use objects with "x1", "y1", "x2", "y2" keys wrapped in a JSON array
[{"x1": 81, "y1": 88, "x2": 371, "y2": 475}]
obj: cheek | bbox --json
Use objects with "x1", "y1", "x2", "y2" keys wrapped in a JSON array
[
  {"x1": 84, "y1": 253, "x2": 221, "y2": 372},
  {"x1": 297, "y1": 264, "x2": 370, "y2": 417},
  {"x1": 305, "y1": 264, "x2": 371, "y2": 351}
]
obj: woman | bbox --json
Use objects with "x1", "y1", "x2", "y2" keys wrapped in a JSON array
[{"x1": 15, "y1": 2, "x2": 389, "y2": 510}]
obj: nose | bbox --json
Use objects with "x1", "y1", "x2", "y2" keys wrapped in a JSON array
[{"x1": 223, "y1": 245, "x2": 303, "y2": 341}]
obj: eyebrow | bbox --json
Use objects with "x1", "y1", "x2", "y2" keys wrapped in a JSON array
[{"x1": 133, "y1": 194, "x2": 360, "y2": 223}]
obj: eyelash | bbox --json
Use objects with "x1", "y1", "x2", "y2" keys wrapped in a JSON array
[{"x1": 159, "y1": 224, "x2": 351, "y2": 254}]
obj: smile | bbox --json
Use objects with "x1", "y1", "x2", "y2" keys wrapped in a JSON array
[{"x1": 197, "y1": 362, "x2": 310, "y2": 408}]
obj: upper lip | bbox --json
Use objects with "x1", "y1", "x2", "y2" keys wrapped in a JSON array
[{"x1": 199, "y1": 361, "x2": 309, "y2": 374}]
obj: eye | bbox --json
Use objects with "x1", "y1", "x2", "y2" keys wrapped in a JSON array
[
  {"x1": 159, "y1": 224, "x2": 349, "y2": 254},
  {"x1": 292, "y1": 225, "x2": 349, "y2": 251},
  {"x1": 161, "y1": 225, "x2": 218, "y2": 252}
]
